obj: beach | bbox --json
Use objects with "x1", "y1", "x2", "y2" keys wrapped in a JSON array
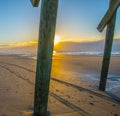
[{"x1": 0, "y1": 55, "x2": 120, "y2": 116}]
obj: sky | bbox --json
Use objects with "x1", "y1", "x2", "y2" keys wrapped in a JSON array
[{"x1": 0, "y1": 0, "x2": 120, "y2": 45}]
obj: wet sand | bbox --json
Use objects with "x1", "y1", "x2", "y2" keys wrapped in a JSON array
[{"x1": 0, "y1": 55, "x2": 120, "y2": 116}]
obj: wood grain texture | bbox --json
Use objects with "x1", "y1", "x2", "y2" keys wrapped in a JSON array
[
  {"x1": 33, "y1": 0, "x2": 59, "y2": 116},
  {"x1": 97, "y1": 0, "x2": 120, "y2": 32}
]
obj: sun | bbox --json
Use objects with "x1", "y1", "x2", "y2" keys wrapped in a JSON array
[{"x1": 54, "y1": 35, "x2": 60, "y2": 45}]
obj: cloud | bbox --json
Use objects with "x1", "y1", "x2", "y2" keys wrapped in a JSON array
[{"x1": 0, "y1": 41, "x2": 38, "y2": 48}]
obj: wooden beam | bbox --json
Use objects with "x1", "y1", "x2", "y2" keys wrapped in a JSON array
[
  {"x1": 97, "y1": 0, "x2": 120, "y2": 32},
  {"x1": 30, "y1": 0, "x2": 40, "y2": 7},
  {"x1": 33, "y1": 0, "x2": 58, "y2": 116},
  {"x1": 99, "y1": 0, "x2": 117, "y2": 91}
]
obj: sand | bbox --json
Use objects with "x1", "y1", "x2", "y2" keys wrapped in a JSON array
[{"x1": 0, "y1": 55, "x2": 120, "y2": 116}]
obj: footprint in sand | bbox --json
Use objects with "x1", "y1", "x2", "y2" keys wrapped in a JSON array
[
  {"x1": 56, "y1": 89, "x2": 59, "y2": 92},
  {"x1": 89, "y1": 95, "x2": 94, "y2": 98},
  {"x1": 89, "y1": 102, "x2": 94, "y2": 106},
  {"x1": 114, "y1": 113, "x2": 119, "y2": 116},
  {"x1": 77, "y1": 100, "x2": 80, "y2": 102},
  {"x1": 112, "y1": 104, "x2": 116, "y2": 107}
]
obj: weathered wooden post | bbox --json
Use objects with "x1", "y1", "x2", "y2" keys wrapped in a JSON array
[
  {"x1": 30, "y1": 0, "x2": 59, "y2": 115},
  {"x1": 97, "y1": 0, "x2": 120, "y2": 91},
  {"x1": 30, "y1": 0, "x2": 40, "y2": 7}
]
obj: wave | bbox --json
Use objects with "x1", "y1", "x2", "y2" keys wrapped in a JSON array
[
  {"x1": 79, "y1": 72, "x2": 120, "y2": 90},
  {"x1": 0, "y1": 50, "x2": 120, "y2": 58},
  {"x1": 54, "y1": 51, "x2": 120, "y2": 56}
]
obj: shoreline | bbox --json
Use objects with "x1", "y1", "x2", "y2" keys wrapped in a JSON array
[
  {"x1": 0, "y1": 55, "x2": 120, "y2": 116},
  {"x1": 0, "y1": 54, "x2": 120, "y2": 90}
]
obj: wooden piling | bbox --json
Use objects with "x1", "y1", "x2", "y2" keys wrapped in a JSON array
[
  {"x1": 99, "y1": 0, "x2": 117, "y2": 91},
  {"x1": 30, "y1": 0, "x2": 40, "y2": 7},
  {"x1": 97, "y1": 0, "x2": 120, "y2": 32},
  {"x1": 33, "y1": 0, "x2": 58, "y2": 116}
]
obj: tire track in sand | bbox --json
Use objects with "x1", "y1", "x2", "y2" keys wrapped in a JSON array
[
  {"x1": 0, "y1": 63, "x2": 90, "y2": 115},
  {"x1": 0, "y1": 61, "x2": 119, "y2": 103}
]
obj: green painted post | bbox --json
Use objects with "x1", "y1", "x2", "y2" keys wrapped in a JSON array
[
  {"x1": 99, "y1": 0, "x2": 117, "y2": 91},
  {"x1": 33, "y1": 0, "x2": 58, "y2": 116},
  {"x1": 97, "y1": 0, "x2": 120, "y2": 32}
]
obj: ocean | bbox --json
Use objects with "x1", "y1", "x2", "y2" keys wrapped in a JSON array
[
  {"x1": 0, "y1": 49, "x2": 120, "y2": 58},
  {"x1": 54, "y1": 51, "x2": 120, "y2": 56},
  {"x1": 0, "y1": 47, "x2": 120, "y2": 100}
]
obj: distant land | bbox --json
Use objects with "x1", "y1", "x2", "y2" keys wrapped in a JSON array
[
  {"x1": 0, "y1": 39, "x2": 120, "y2": 55},
  {"x1": 54, "y1": 39, "x2": 120, "y2": 52}
]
